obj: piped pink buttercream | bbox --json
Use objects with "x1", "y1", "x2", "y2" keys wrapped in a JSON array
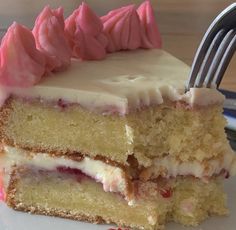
[
  {"x1": 65, "y1": 2, "x2": 107, "y2": 60},
  {"x1": 137, "y1": 0, "x2": 162, "y2": 48},
  {"x1": 101, "y1": 5, "x2": 142, "y2": 53},
  {"x1": 0, "y1": 22, "x2": 46, "y2": 87},
  {"x1": 33, "y1": 6, "x2": 71, "y2": 72}
]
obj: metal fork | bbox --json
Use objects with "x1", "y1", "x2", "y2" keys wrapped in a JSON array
[{"x1": 186, "y1": 3, "x2": 236, "y2": 91}]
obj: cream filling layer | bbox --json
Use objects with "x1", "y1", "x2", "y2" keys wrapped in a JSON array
[
  {"x1": 3, "y1": 146, "x2": 236, "y2": 184},
  {"x1": 0, "y1": 50, "x2": 224, "y2": 114},
  {"x1": 2, "y1": 146, "x2": 130, "y2": 200},
  {"x1": 141, "y1": 151, "x2": 236, "y2": 180}
]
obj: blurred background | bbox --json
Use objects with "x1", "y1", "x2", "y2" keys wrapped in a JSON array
[{"x1": 0, "y1": 0, "x2": 235, "y2": 90}]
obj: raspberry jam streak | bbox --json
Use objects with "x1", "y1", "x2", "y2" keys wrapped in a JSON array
[{"x1": 56, "y1": 166, "x2": 90, "y2": 182}]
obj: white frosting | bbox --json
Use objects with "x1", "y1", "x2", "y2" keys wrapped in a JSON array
[
  {"x1": 181, "y1": 88, "x2": 225, "y2": 106},
  {"x1": 3, "y1": 145, "x2": 236, "y2": 187},
  {"x1": 2, "y1": 146, "x2": 129, "y2": 199},
  {"x1": 1, "y1": 49, "x2": 224, "y2": 115},
  {"x1": 150, "y1": 151, "x2": 236, "y2": 178}
]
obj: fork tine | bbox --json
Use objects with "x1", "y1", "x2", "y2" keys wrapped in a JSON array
[
  {"x1": 204, "y1": 29, "x2": 236, "y2": 87},
  {"x1": 186, "y1": 3, "x2": 236, "y2": 91},
  {"x1": 186, "y1": 39, "x2": 215, "y2": 89},
  {"x1": 194, "y1": 29, "x2": 226, "y2": 88},
  {"x1": 213, "y1": 32, "x2": 236, "y2": 87}
]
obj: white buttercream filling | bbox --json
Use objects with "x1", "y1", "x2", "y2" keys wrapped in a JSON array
[
  {"x1": 2, "y1": 146, "x2": 128, "y2": 198},
  {"x1": 3, "y1": 145, "x2": 236, "y2": 186},
  {"x1": 0, "y1": 50, "x2": 224, "y2": 114},
  {"x1": 151, "y1": 151, "x2": 236, "y2": 178}
]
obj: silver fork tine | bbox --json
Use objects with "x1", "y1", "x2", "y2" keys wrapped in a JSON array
[
  {"x1": 186, "y1": 3, "x2": 236, "y2": 91},
  {"x1": 186, "y1": 38, "x2": 214, "y2": 89},
  {"x1": 194, "y1": 29, "x2": 226, "y2": 87},
  {"x1": 213, "y1": 32, "x2": 236, "y2": 87},
  {"x1": 204, "y1": 29, "x2": 236, "y2": 87}
]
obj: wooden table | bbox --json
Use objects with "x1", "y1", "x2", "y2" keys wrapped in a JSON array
[{"x1": 156, "y1": 0, "x2": 236, "y2": 91}]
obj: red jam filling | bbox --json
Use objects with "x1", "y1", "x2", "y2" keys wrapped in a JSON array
[
  {"x1": 56, "y1": 166, "x2": 90, "y2": 182},
  {"x1": 159, "y1": 187, "x2": 173, "y2": 198},
  {"x1": 57, "y1": 99, "x2": 68, "y2": 109}
]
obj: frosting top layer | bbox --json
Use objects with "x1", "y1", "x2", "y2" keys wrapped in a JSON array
[{"x1": 3, "y1": 49, "x2": 224, "y2": 115}]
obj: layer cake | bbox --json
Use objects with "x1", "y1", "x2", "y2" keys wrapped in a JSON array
[{"x1": 0, "y1": 1, "x2": 236, "y2": 230}]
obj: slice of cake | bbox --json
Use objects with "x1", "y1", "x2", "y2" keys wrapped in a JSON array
[{"x1": 0, "y1": 1, "x2": 236, "y2": 230}]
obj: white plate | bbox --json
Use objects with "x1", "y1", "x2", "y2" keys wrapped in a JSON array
[{"x1": 0, "y1": 178, "x2": 235, "y2": 230}]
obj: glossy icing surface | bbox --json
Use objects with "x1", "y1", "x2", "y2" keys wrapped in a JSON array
[{"x1": 2, "y1": 49, "x2": 224, "y2": 114}]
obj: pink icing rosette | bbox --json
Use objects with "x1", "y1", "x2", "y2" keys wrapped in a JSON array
[
  {"x1": 65, "y1": 2, "x2": 107, "y2": 60},
  {"x1": 137, "y1": 0, "x2": 162, "y2": 48},
  {"x1": 33, "y1": 6, "x2": 71, "y2": 73},
  {"x1": 0, "y1": 22, "x2": 46, "y2": 87},
  {"x1": 101, "y1": 5, "x2": 142, "y2": 53}
]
